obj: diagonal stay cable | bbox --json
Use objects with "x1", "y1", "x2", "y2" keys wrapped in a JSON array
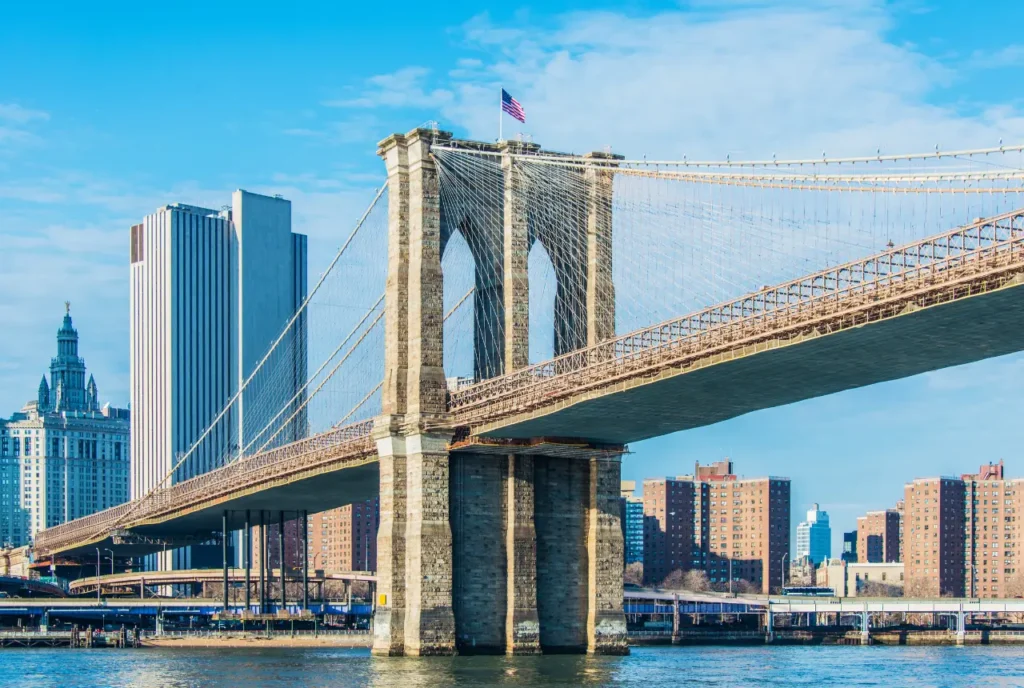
[{"x1": 242, "y1": 292, "x2": 385, "y2": 455}]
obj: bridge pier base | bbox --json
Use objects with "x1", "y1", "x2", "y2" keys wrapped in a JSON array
[
  {"x1": 372, "y1": 433, "x2": 409, "y2": 656},
  {"x1": 374, "y1": 431, "x2": 627, "y2": 656},
  {"x1": 505, "y1": 454, "x2": 541, "y2": 655},
  {"x1": 403, "y1": 433, "x2": 457, "y2": 656}
]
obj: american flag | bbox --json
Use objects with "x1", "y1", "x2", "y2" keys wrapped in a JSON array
[{"x1": 501, "y1": 89, "x2": 526, "y2": 123}]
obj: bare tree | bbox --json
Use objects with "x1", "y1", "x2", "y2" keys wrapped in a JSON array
[
  {"x1": 732, "y1": 579, "x2": 758, "y2": 595},
  {"x1": 624, "y1": 562, "x2": 643, "y2": 587},
  {"x1": 1005, "y1": 572, "x2": 1024, "y2": 598},
  {"x1": 903, "y1": 577, "x2": 934, "y2": 599},
  {"x1": 860, "y1": 581, "x2": 902, "y2": 598},
  {"x1": 661, "y1": 569, "x2": 686, "y2": 590},
  {"x1": 683, "y1": 569, "x2": 712, "y2": 592},
  {"x1": 351, "y1": 580, "x2": 371, "y2": 600}
]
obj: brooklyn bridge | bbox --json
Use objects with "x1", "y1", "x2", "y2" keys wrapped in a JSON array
[{"x1": 29, "y1": 129, "x2": 1024, "y2": 656}]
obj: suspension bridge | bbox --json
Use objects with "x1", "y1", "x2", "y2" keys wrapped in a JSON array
[{"x1": 28, "y1": 127, "x2": 1024, "y2": 656}]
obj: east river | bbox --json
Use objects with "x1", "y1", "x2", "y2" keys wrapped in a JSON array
[{"x1": 3, "y1": 645, "x2": 1024, "y2": 687}]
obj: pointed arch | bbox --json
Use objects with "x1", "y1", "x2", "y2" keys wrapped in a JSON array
[
  {"x1": 527, "y1": 239, "x2": 556, "y2": 364},
  {"x1": 441, "y1": 228, "x2": 476, "y2": 381}
]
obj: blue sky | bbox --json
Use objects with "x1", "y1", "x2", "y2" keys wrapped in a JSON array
[{"x1": 3, "y1": 0, "x2": 1024, "y2": 553}]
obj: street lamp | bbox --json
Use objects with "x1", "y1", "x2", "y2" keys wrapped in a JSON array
[
  {"x1": 781, "y1": 553, "x2": 789, "y2": 592},
  {"x1": 95, "y1": 548, "x2": 101, "y2": 601},
  {"x1": 728, "y1": 559, "x2": 733, "y2": 595},
  {"x1": 104, "y1": 549, "x2": 115, "y2": 576}
]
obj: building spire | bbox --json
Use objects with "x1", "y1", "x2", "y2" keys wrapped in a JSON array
[
  {"x1": 86, "y1": 374, "x2": 98, "y2": 412},
  {"x1": 37, "y1": 375, "x2": 50, "y2": 412}
]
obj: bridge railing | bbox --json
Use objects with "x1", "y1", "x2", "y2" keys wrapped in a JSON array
[
  {"x1": 33, "y1": 420, "x2": 376, "y2": 555},
  {"x1": 449, "y1": 209, "x2": 1024, "y2": 422}
]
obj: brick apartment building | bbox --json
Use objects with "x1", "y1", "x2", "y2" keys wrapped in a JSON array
[
  {"x1": 251, "y1": 516, "x2": 305, "y2": 572},
  {"x1": 307, "y1": 498, "x2": 379, "y2": 573},
  {"x1": 856, "y1": 509, "x2": 901, "y2": 563},
  {"x1": 641, "y1": 477, "x2": 698, "y2": 584},
  {"x1": 643, "y1": 460, "x2": 790, "y2": 593},
  {"x1": 903, "y1": 461, "x2": 1020, "y2": 598}
]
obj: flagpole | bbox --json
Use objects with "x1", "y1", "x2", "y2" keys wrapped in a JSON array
[{"x1": 498, "y1": 87, "x2": 503, "y2": 142}]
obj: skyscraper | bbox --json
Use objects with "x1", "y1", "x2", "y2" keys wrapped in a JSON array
[
  {"x1": 796, "y1": 503, "x2": 831, "y2": 564},
  {"x1": 129, "y1": 191, "x2": 307, "y2": 569},
  {"x1": 0, "y1": 307, "x2": 129, "y2": 547},
  {"x1": 620, "y1": 481, "x2": 644, "y2": 566}
]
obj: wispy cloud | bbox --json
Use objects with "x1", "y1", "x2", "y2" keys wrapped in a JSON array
[
  {"x1": 0, "y1": 103, "x2": 50, "y2": 124},
  {"x1": 323, "y1": 66, "x2": 453, "y2": 110},
  {"x1": 970, "y1": 45, "x2": 1024, "y2": 70},
  {"x1": 327, "y1": 4, "x2": 1022, "y2": 160}
]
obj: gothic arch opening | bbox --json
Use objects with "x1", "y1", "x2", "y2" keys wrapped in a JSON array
[
  {"x1": 528, "y1": 239, "x2": 557, "y2": 364},
  {"x1": 441, "y1": 228, "x2": 476, "y2": 383}
]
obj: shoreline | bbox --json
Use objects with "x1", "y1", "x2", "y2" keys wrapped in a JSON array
[
  {"x1": 136, "y1": 630, "x2": 1024, "y2": 649},
  {"x1": 142, "y1": 634, "x2": 373, "y2": 649}
]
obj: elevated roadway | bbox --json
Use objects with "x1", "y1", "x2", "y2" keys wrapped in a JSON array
[{"x1": 68, "y1": 569, "x2": 377, "y2": 595}]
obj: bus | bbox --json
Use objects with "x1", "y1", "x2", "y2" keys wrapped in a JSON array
[{"x1": 781, "y1": 586, "x2": 835, "y2": 597}]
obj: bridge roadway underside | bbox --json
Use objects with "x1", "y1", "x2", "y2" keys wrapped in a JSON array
[
  {"x1": 480, "y1": 280, "x2": 1024, "y2": 445},
  {"x1": 57, "y1": 462, "x2": 380, "y2": 559}
]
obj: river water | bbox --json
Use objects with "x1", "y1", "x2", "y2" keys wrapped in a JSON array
[{"x1": 3, "y1": 646, "x2": 1024, "y2": 687}]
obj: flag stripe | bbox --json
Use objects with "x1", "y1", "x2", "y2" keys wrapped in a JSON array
[{"x1": 501, "y1": 89, "x2": 526, "y2": 123}]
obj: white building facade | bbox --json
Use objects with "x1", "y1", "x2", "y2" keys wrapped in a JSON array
[
  {"x1": 129, "y1": 190, "x2": 306, "y2": 569},
  {"x1": 0, "y1": 308, "x2": 130, "y2": 547},
  {"x1": 795, "y1": 502, "x2": 831, "y2": 565}
]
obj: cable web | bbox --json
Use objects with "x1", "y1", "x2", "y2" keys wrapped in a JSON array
[{"x1": 434, "y1": 143, "x2": 1024, "y2": 387}]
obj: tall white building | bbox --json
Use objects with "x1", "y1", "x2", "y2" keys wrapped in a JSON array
[
  {"x1": 129, "y1": 190, "x2": 306, "y2": 568},
  {"x1": 0, "y1": 307, "x2": 130, "y2": 547},
  {"x1": 795, "y1": 502, "x2": 831, "y2": 565}
]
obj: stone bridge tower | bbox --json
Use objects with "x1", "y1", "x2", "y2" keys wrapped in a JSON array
[{"x1": 372, "y1": 128, "x2": 627, "y2": 656}]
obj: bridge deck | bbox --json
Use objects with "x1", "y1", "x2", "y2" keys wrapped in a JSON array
[{"x1": 472, "y1": 274, "x2": 1024, "y2": 444}]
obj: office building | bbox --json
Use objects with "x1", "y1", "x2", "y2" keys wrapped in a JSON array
[
  {"x1": 129, "y1": 191, "x2": 307, "y2": 569},
  {"x1": 795, "y1": 503, "x2": 831, "y2": 564},
  {"x1": 842, "y1": 530, "x2": 857, "y2": 563},
  {"x1": 620, "y1": 481, "x2": 644, "y2": 565},
  {"x1": 856, "y1": 509, "x2": 901, "y2": 563},
  {"x1": 642, "y1": 460, "x2": 790, "y2": 594},
  {"x1": 0, "y1": 307, "x2": 129, "y2": 547},
  {"x1": 307, "y1": 498, "x2": 379, "y2": 573}
]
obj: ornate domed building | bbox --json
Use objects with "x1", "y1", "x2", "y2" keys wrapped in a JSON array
[{"x1": 0, "y1": 306, "x2": 130, "y2": 548}]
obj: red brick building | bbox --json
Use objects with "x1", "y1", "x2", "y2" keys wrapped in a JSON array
[
  {"x1": 641, "y1": 478, "x2": 696, "y2": 585},
  {"x1": 307, "y1": 498, "x2": 379, "y2": 573},
  {"x1": 904, "y1": 461, "x2": 1022, "y2": 598},
  {"x1": 904, "y1": 477, "x2": 966, "y2": 597},
  {"x1": 856, "y1": 510, "x2": 901, "y2": 563},
  {"x1": 642, "y1": 460, "x2": 790, "y2": 593}
]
